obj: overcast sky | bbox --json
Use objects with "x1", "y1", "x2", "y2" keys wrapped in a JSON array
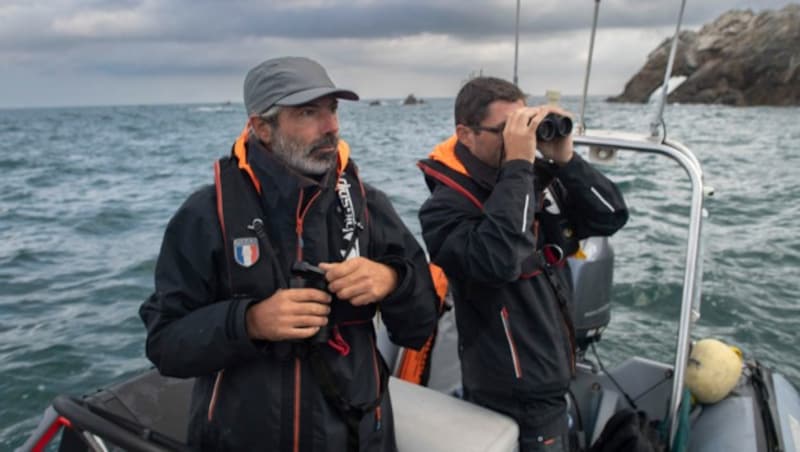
[{"x1": 1, "y1": 0, "x2": 795, "y2": 108}]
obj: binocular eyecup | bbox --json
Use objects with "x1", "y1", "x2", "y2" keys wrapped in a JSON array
[
  {"x1": 536, "y1": 113, "x2": 573, "y2": 142},
  {"x1": 290, "y1": 261, "x2": 331, "y2": 344}
]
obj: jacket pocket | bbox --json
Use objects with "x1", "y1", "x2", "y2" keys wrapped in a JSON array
[
  {"x1": 207, "y1": 370, "x2": 224, "y2": 422},
  {"x1": 500, "y1": 307, "x2": 523, "y2": 379}
]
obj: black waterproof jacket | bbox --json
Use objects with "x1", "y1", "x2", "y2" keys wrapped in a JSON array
[
  {"x1": 417, "y1": 137, "x2": 628, "y2": 401},
  {"x1": 140, "y1": 132, "x2": 438, "y2": 451}
]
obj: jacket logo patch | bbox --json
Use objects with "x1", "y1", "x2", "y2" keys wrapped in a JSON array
[
  {"x1": 543, "y1": 188, "x2": 561, "y2": 215},
  {"x1": 233, "y1": 237, "x2": 260, "y2": 267},
  {"x1": 336, "y1": 176, "x2": 361, "y2": 259}
]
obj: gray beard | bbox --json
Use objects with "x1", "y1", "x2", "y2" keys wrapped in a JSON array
[{"x1": 271, "y1": 131, "x2": 338, "y2": 176}]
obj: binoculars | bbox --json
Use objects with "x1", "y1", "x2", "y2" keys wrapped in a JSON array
[
  {"x1": 535, "y1": 113, "x2": 573, "y2": 142},
  {"x1": 290, "y1": 261, "x2": 331, "y2": 344}
]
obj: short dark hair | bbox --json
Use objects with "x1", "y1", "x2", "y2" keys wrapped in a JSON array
[{"x1": 454, "y1": 77, "x2": 525, "y2": 127}]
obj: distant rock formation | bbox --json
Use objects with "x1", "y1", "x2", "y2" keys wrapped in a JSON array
[
  {"x1": 608, "y1": 4, "x2": 800, "y2": 106},
  {"x1": 403, "y1": 94, "x2": 424, "y2": 105}
]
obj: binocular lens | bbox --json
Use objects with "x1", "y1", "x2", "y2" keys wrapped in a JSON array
[
  {"x1": 557, "y1": 116, "x2": 573, "y2": 136},
  {"x1": 536, "y1": 113, "x2": 573, "y2": 142},
  {"x1": 537, "y1": 119, "x2": 556, "y2": 141}
]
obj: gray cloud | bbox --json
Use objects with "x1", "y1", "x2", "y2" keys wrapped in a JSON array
[
  {"x1": 0, "y1": 0, "x2": 796, "y2": 107},
  {"x1": 4, "y1": 0, "x2": 796, "y2": 47}
]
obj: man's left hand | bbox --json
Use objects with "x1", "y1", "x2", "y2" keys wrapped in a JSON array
[{"x1": 319, "y1": 257, "x2": 398, "y2": 306}]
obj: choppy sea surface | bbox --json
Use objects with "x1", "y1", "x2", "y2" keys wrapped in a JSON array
[{"x1": 1, "y1": 97, "x2": 799, "y2": 449}]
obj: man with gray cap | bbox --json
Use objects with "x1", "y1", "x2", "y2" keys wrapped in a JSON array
[{"x1": 140, "y1": 56, "x2": 438, "y2": 451}]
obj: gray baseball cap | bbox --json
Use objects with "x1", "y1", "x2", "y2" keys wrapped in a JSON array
[{"x1": 243, "y1": 57, "x2": 359, "y2": 116}]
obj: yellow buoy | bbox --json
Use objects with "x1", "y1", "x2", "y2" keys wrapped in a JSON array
[{"x1": 684, "y1": 338, "x2": 743, "y2": 404}]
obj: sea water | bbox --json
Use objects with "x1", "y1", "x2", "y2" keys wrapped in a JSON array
[{"x1": 1, "y1": 97, "x2": 799, "y2": 448}]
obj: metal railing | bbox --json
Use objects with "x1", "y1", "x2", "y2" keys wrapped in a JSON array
[{"x1": 574, "y1": 130, "x2": 705, "y2": 447}]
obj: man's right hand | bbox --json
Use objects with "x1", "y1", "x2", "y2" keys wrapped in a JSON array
[
  {"x1": 245, "y1": 288, "x2": 331, "y2": 341},
  {"x1": 502, "y1": 106, "x2": 540, "y2": 163}
]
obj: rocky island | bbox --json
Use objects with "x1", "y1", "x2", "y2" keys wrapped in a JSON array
[
  {"x1": 402, "y1": 94, "x2": 424, "y2": 105},
  {"x1": 608, "y1": 4, "x2": 800, "y2": 106}
]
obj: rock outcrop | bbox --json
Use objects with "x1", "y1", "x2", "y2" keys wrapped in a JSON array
[
  {"x1": 402, "y1": 94, "x2": 424, "y2": 105},
  {"x1": 608, "y1": 4, "x2": 800, "y2": 106}
]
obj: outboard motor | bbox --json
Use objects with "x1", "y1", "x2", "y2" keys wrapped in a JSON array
[{"x1": 567, "y1": 236, "x2": 614, "y2": 354}]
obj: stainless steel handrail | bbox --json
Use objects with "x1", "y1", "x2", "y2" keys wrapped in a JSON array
[{"x1": 574, "y1": 131, "x2": 705, "y2": 447}]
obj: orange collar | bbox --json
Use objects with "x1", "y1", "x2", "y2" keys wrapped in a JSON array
[
  {"x1": 232, "y1": 125, "x2": 351, "y2": 193},
  {"x1": 428, "y1": 135, "x2": 469, "y2": 177}
]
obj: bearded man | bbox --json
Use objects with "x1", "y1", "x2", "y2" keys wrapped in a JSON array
[{"x1": 140, "y1": 56, "x2": 438, "y2": 452}]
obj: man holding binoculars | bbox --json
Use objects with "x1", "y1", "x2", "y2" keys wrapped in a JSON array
[{"x1": 417, "y1": 76, "x2": 629, "y2": 451}]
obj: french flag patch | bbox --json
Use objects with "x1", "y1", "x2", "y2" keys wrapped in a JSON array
[{"x1": 233, "y1": 237, "x2": 260, "y2": 267}]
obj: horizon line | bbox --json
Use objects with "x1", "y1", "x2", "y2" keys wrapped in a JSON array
[{"x1": 0, "y1": 93, "x2": 619, "y2": 111}]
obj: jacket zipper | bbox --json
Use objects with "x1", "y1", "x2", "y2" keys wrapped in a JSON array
[
  {"x1": 207, "y1": 370, "x2": 224, "y2": 421},
  {"x1": 293, "y1": 358, "x2": 301, "y2": 452},
  {"x1": 561, "y1": 314, "x2": 576, "y2": 376},
  {"x1": 295, "y1": 189, "x2": 323, "y2": 260},
  {"x1": 543, "y1": 267, "x2": 577, "y2": 377},
  {"x1": 292, "y1": 187, "x2": 322, "y2": 452},
  {"x1": 369, "y1": 333, "x2": 383, "y2": 431},
  {"x1": 535, "y1": 189, "x2": 576, "y2": 375},
  {"x1": 500, "y1": 307, "x2": 523, "y2": 379},
  {"x1": 545, "y1": 268, "x2": 577, "y2": 376}
]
